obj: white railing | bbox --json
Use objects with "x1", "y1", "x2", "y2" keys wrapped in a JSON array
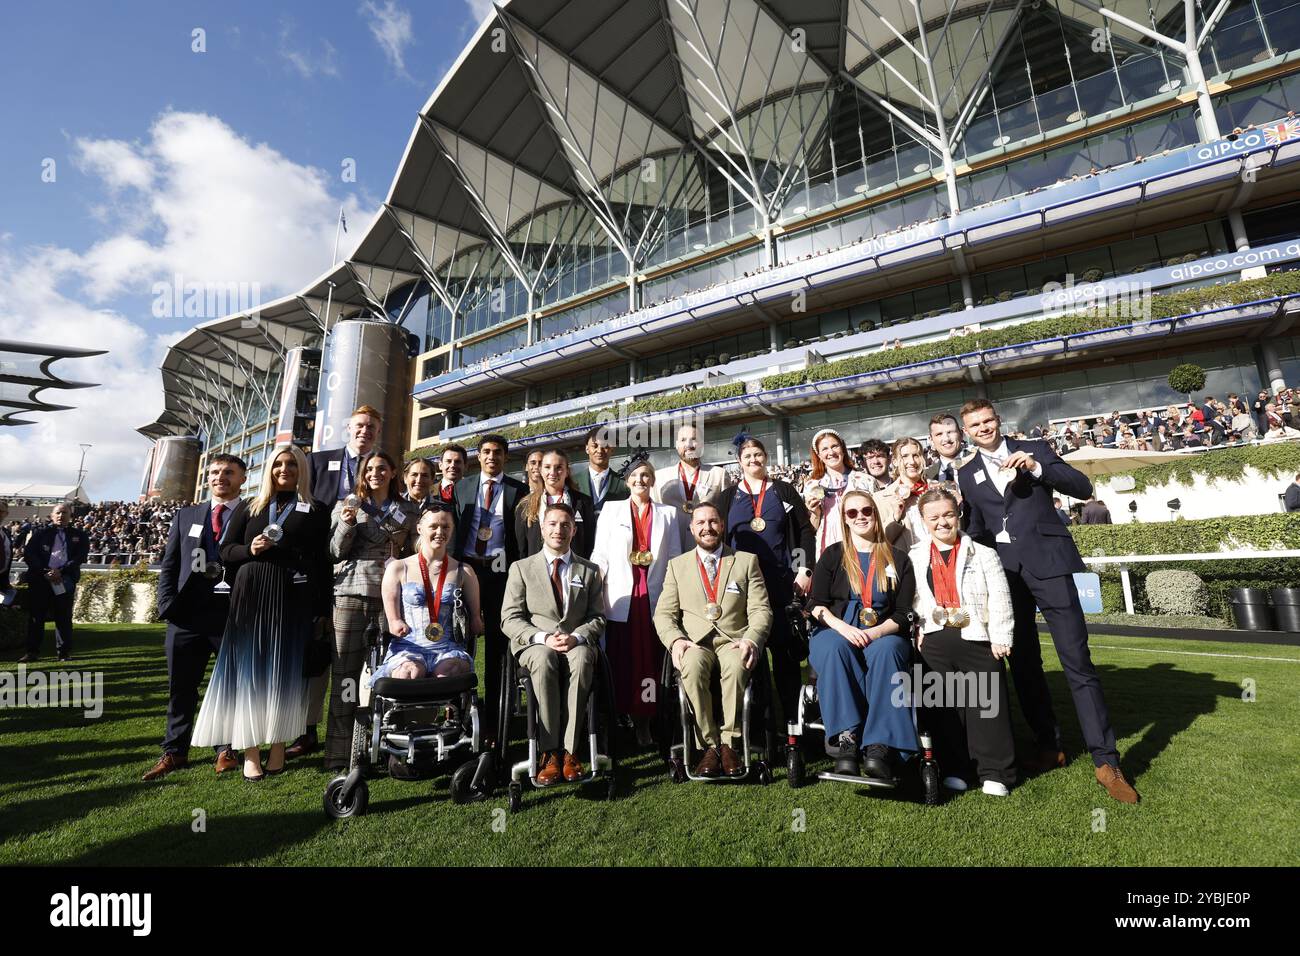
[{"x1": 1082, "y1": 549, "x2": 1300, "y2": 613}]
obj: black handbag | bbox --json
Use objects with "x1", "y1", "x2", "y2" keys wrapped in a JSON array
[{"x1": 303, "y1": 621, "x2": 333, "y2": 677}]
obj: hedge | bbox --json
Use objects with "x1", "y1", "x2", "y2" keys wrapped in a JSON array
[
  {"x1": 761, "y1": 271, "x2": 1300, "y2": 390},
  {"x1": 0, "y1": 566, "x2": 160, "y2": 646},
  {"x1": 1098, "y1": 442, "x2": 1300, "y2": 493}
]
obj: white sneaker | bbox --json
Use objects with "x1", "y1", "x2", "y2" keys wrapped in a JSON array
[
  {"x1": 942, "y1": 776, "x2": 968, "y2": 791},
  {"x1": 982, "y1": 780, "x2": 1010, "y2": 797}
]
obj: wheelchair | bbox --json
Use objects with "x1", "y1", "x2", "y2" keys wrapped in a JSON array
[
  {"x1": 324, "y1": 623, "x2": 494, "y2": 819},
  {"x1": 660, "y1": 642, "x2": 777, "y2": 785},
  {"x1": 497, "y1": 640, "x2": 618, "y2": 813},
  {"x1": 785, "y1": 616, "x2": 941, "y2": 805}
]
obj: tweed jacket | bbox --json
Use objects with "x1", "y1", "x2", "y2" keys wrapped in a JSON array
[
  {"x1": 653, "y1": 546, "x2": 772, "y2": 653},
  {"x1": 330, "y1": 498, "x2": 419, "y2": 599},
  {"x1": 908, "y1": 533, "x2": 1015, "y2": 645}
]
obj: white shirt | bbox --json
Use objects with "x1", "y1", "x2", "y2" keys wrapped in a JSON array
[
  {"x1": 532, "y1": 549, "x2": 584, "y2": 644},
  {"x1": 466, "y1": 474, "x2": 505, "y2": 555},
  {"x1": 979, "y1": 439, "x2": 1043, "y2": 495}
]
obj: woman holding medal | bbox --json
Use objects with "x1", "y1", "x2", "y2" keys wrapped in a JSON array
[
  {"x1": 715, "y1": 438, "x2": 815, "y2": 721},
  {"x1": 800, "y1": 428, "x2": 886, "y2": 561},
  {"x1": 193, "y1": 445, "x2": 330, "y2": 782},
  {"x1": 514, "y1": 449, "x2": 596, "y2": 559},
  {"x1": 325, "y1": 450, "x2": 419, "y2": 771},
  {"x1": 806, "y1": 489, "x2": 916, "y2": 780},
  {"x1": 909, "y1": 488, "x2": 1016, "y2": 796},
  {"x1": 590, "y1": 460, "x2": 681, "y2": 745},
  {"x1": 880, "y1": 437, "x2": 932, "y2": 549},
  {"x1": 374, "y1": 506, "x2": 480, "y2": 681}
]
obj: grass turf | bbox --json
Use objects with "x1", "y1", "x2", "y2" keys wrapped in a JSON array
[{"x1": 1, "y1": 623, "x2": 1296, "y2": 866}]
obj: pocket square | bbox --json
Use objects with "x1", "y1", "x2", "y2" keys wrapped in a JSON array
[{"x1": 724, "y1": 582, "x2": 742, "y2": 594}]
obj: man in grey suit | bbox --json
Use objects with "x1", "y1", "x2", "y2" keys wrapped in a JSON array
[{"x1": 500, "y1": 502, "x2": 607, "y2": 786}]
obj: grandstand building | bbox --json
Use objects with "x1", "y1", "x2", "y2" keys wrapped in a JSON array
[{"x1": 142, "y1": 0, "x2": 1300, "y2": 495}]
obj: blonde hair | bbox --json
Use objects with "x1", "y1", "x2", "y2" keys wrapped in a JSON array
[
  {"x1": 522, "y1": 449, "x2": 578, "y2": 527},
  {"x1": 890, "y1": 436, "x2": 925, "y2": 479},
  {"x1": 250, "y1": 444, "x2": 313, "y2": 515},
  {"x1": 836, "y1": 490, "x2": 896, "y2": 595}
]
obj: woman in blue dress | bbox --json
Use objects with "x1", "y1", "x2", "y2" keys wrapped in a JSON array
[
  {"x1": 806, "y1": 488, "x2": 917, "y2": 781},
  {"x1": 375, "y1": 506, "x2": 481, "y2": 682}
]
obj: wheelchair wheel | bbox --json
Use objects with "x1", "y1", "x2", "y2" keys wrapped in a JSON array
[
  {"x1": 756, "y1": 762, "x2": 773, "y2": 786},
  {"x1": 507, "y1": 782, "x2": 523, "y2": 813},
  {"x1": 606, "y1": 776, "x2": 618, "y2": 801},
  {"x1": 450, "y1": 760, "x2": 491, "y2": 804},
  {"x1": 921, "y1": 758, "x2": 941, "y2": 807},
  {"x1": 787, "y1": 746, "x2": 804, "y2": 789},
  {"x1": 668, "y1": 758, "x2": 687, "y2": 784},
  {"x1": 324, "y1": 776, "x2": 369, "y2": 819}
]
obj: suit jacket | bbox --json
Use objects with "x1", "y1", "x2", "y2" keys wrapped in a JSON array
[
  {"x1": 156, "y1": 498, "x2": 247, "y2": 633},
  {"x1": 500, "y1": 551, "x2": 606, "y2": 655},
  {"x1": 23, "y1": 524, "x2": 91, "y2": 590},
  {"x1": 452, "y1": 472, "x2": 529, "y2": 564},
  {"x1": 308, "y1": 446, "x2": 362, "y2": 508},
  {"x1": 908, "y1": 535, "x2": 1014, "y2": 646},
  {"x1": 924, "y1": 451, "x2": 975, "y2": 483},
  {"x1": 653, "y1": 546, "x2": 772, "y2": 653},
  {"x1": 572, "y1": 466, "x2": 629, "y2": 515},
  {"x1": 957, "y1": 436, "x2": 1091, "y2": 578},
  {"x1": 330, "y1": 498, "x2": 419, "y2": 598},
  {"x1": 1079, "y1": 502, "x2": 1112, "y2": 525},
  {"x1": 513, "y1": 489, "x2": 596, "y2": 560},
  {"x1": 590, "y1": 499, "x2": 683, "y2": 622},
  {"x1": 1285, "y1": 483, "x2": 1300, "y2": 513},
  {"x1": 0, "y1": 526, "x2": 12, "y2": 591}
]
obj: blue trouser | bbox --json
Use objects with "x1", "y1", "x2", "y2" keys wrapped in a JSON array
[{"x1": 808, "y1": 629, "x2": 917, "y2": 757}]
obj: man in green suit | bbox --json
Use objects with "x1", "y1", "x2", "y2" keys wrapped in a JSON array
[
  {"x1": 572, "y1": 425, "x2": 629, "y2": 517},
  {"x1": 500, "y1": 502, "x2": 607, "y2": 785},
  {"x1": 654, "y1": 502, "x2": 772, "y2": 778}
]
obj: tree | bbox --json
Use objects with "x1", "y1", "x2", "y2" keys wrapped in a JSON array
[{"x1": 1167, "y1": 363, "x2": 1207, "y2": 399}]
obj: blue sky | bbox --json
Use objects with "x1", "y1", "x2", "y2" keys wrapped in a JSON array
[{"x1": 0, "y1": 0, "x2": 492, "y2": 500}]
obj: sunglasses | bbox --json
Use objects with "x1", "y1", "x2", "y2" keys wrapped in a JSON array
[{"x1": 843, "y1": 507, "x2": 875, "y2": 519}]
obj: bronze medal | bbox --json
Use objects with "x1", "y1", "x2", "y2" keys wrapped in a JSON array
[
  {"x1": 476, "y1": 526, "x2": 492, "y2": 542},
  {"x1": 859, "y1": 607, "x2": 878, "y2": 627},
  {"x1": 682, "y1": 500, "x2": 694, "y2": 514},
  {"x1": 749, "y1": 516, "x2": 766, "y2": 532},
  {"x1": 425, "y1": 621, "x2": 444, "y2": 640},
  {"x1": 704, "y1": 602, "x2": 722, "y2": 622}
]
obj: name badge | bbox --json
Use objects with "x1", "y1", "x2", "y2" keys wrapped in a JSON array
[
  {"x1": 974, "y1": 471, "x2": 987, "y2": 485},
  {"x1": 188, "y1": 524, "x2": 203, "y2": 539},
  {"x1": 328, "y1": 460, "x2": 341, "y2": 471},
  {"x1": 295, "y1": 502, "x2": 311, "y2": 513},
  {"x1": 212, "y1": 580, "x2": 232, "y2": 594},
  {"x1": 574, "y1": 513, "x2": 583, "y2": 522},
  {"x1": 51, "y1": 581, "x2": 67, "y2": 596},
  {"x1": 885, "y1": 565, "x2": 897, "y2": 581}
]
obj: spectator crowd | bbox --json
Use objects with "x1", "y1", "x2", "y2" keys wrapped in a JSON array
[{"x1": 4, "y1": 498, "x2": 190, "y2": 568}]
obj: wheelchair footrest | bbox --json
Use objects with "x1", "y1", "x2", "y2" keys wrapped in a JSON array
[{"x1": 817, "y1": 770, "x2": 898, "y2": 789}]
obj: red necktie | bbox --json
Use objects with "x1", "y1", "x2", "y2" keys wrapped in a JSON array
[
  {"x1": 210, "y1": 503, "x2": 224, "y2": 537},
  {"x1": 475, "y1": 480, "x2": 495, "y2": 555},
  {"x1": 550, "y1": 557, "x2": 565, "y2": 615},
  {"x1": 440, "y1": 483, "x2": 453, "y2": 502}
]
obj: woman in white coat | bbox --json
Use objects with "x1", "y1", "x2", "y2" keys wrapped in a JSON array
[
  {"x1": 909, "y1": 487, "x2": 1016, "y2": 796},
  {"x1": 591, "y1": 459, "x2": 683, "y2": 746}
]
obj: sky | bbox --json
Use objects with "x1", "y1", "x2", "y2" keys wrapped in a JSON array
[{"x1": 0, "y1": 0, "x2": 496, "y2": 502}]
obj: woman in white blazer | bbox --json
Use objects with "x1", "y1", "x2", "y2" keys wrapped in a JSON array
[
  {"x1": 908, "y1": 488, "x2": 1017, "y2": 797},
  {"x1": 591, "y1": 459, "x2": 683, "y2": 746}
]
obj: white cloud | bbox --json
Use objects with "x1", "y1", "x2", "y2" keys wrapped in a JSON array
[
  {"x1": 280, "y1": 21, "x2": 340, "y2": 79},
  {"x1": 463, "y1": 0, "x2": 496, "y2": 23},
  {"x1": 0, "y1": 111, "x2": 368, "y2": 501},
  {"x1": 360, "y1": 1, "x2": 415, "y2": 77}
]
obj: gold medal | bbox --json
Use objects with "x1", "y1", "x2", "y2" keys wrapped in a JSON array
[
  {"x1": 476, "y1": 526, "x2": 492, "y2": 542},
  {"x1": 859, "y1": 607, "x2": 878, "y2": 627},
  {"x1": 947, "y1": 607, "x2": 971, "y2": 628},
  {"x1": 640, "y1": 550, "x2": 655, "y2": 567},
  {"x1": 806, "y1": 485, "x2": 826, "y2": 502},
  {"x1": 425, "y1": 621, "x2": 444, "y2": 640},
  {"x1": 704, "y1": 602, "x2": 722, "y2": 622},
  {"x1": 682, "y1": 501, "x2": 694, "y2": 514},
  {"x1": 749, "y1": 516, "x2": 766, "y2": 532}
]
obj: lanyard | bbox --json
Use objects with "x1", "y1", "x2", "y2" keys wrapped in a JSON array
[
  {"x1": 930, "y1": 542, "x2": 961, "y2": 607},
  {"x1": 696, "y1": 553, "x2": 721, "y2": 604},
  {"x1": 418, "y1": 550, "x2": 449, "y2": 629},
  {"x1": 679, "y1": 462, "x2": 699, "y2": 505},
  {"x1": 268, "y1": 497, "x2": 293, "y2": 528},
  {"x1": 853, "y1": 548, "x2": 878, "y2": 603},
  {"x1": 631, "y1": 499, "x2": 653, "y2": 551},
  {"x1": 545, "y1": 489, "x2": 568, "y2": 506},
  {"x1": 744, "y1": 478, "x2": 768, "y2": 520}
]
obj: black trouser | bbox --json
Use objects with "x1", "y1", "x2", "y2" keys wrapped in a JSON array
[
  {"x1": 466, "y1": 558, "x2": 508, "y2": 742},
  {"x1": 162, "y1": 624, "x2": 229, "y2": 758},
  {"x1": 26, "y1": 581, "x2": 75, "y2": 657},
  {"x1": 1007, "y1": 567, "x2": 1119, "y2": 767},
  {"x1": 761, "y1": 569, "x2": 803, "y2": 728},
  {"x1": 919, "y1": 627, "x2": 1016, "y2": 787}
]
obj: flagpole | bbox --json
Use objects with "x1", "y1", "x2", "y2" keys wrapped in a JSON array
[{"x1": 315, "y1": 205, "x2": 345, "y2": 453}]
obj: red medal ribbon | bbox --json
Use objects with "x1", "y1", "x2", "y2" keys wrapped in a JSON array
[
  {"x1": 679, "y1": 462, "x2": 699, "y2": 507},
  {"x1": 929, "y1": 542, "x2": 960, "y2": 609},
  {"x1": 853, "y1": 548, "x2": 878, "y2": 601},
  {"x1": 911, "y1": 478, "x2": 929, "y2": 497},
  {"x1": 418, "y1": 550, "x2": 450, "y2": 631},
  {"x1": 696, "y1": 553, "x2": 721, "y2": 605},
  {"x1": 631, "y1": 499, "x2": 653, "y2": 553},
  {"x1": 746, "y1": 478, "x2": 768, "y2": 522}
]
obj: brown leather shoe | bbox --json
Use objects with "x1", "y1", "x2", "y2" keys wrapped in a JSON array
[
  {"x1": 1021, "y1": 747, "x2": 1066, "y2": 774},
  {"x1": 562, "y1": 751, "x2": 584, "y2": 782},
  {"x1": 284, "y1": 731, "x2": 318, "y2": 759},
  {"x1": 142, "y1": 753, "x2": 186, "y2": 781},
  {"x1": 536, "y1": 751, "x2": 563, "y2": 786},
  {"x1": 719, "y1": 743, "x2": 745, "y2": 778},
  {"x1": 1096, "y1": 763, "x2": 1139, "y2": 804},
  {"x1": 693, "y1": 746, "x2": 722, "y2": 778},
  {"x1": 214, "y1": 749, "x2": 239, "y2": 774}
]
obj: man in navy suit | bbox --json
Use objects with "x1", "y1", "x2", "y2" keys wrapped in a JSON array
[
  {"x1": 572, "y1": 425, "x2": 629, "y2": 518},
  {"x1": 20, "y1": 502, "x2": 90, "y2": 662},
  {"x1": 957, "y1": 398, "x2": 1137, "y2": 804},
  {"x1": 452, "y1": 433, "x2": 528, "y2": 741},
  {"x1": 142, "y1": 454, "x2": 247, "y2": 780}
]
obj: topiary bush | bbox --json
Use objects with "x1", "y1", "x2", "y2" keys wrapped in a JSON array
[
  {"x1": 1144, "y1": 569, "x2": 1210, "y2": 616},
  {"x1": 1167, "y1": 362, "x2": 1207, "y2": 397}
]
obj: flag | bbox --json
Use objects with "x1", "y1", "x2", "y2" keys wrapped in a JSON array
[
  {"x1": 1262, "y1": 118, "x2": 1300, "y2": 146},
  {"x1": 339, "y1": 207, "x2": 348, "y2": 233}
]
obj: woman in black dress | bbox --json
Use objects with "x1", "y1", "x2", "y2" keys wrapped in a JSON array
[
  {"x1": 192, "y1": 445, "x2": 332, "y2": 781},
  {"x1": 514, "y1": 448, "x2": 596, "y2": 559}
]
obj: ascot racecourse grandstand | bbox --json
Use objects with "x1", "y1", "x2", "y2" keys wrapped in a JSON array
[{"x1": 141, "y1": 0, "x2": 1300, "y2": 497}]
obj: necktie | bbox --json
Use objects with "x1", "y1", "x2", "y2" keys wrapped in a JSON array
[
  {"x1": 705, "y1": 553, "x2": 718, "y2": 585},
  {"x1": 550, "y1": 557, "x2": 565, "y2": 615},
  {"x1": 592, "y1": 471, "x2": 606, "y2": 505},
  {"x1": 475, "y1": 479, "x2": 495, "y2": 555},
  {"x1": 440, "y1": 483, "x2": 453, "y2": 502},
  {"x1": 211, "y1": 503, "x2": 225, "y2": 537}
]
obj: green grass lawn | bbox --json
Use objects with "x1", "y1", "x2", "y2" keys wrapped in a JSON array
[{"x1": 1, "y1": 623, "x2": 1297, "y2": 866}]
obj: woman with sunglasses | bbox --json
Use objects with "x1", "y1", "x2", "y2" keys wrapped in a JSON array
[
  {"x1": 715, "y1": 437, "x2": 815, "y2": 721},
  {"x1": 325, "y1": 450, "x2": 419, "y2": 771},
  {"x1": 910, "y1": 488, "x2": 1015, "y2": 796},
  {"x1": 807, "y1": 489, "x2": 916, "y2": 781},
  {"x1": 514, "y1": 448, "x2": 596, "y2": 558},
  {"x1": 800, "y1": 428, "x2": 892, "y2": 561}
]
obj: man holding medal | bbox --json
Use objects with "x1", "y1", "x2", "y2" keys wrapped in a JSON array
[
  {"x1": 652, "y1": 422, "x2": 733, "y2": 552},
  {"x1": 957, "y1": 398, "x2": 1137, "y2": 803},
  {"x1": 653, "y1": 503, "x2": 772, "y2": 778},
  {"x1": 144, "y1": 454, "x2": 246, "y2": 780}
]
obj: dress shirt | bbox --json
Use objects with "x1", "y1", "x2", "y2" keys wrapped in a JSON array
[
  {"x1": 336, "y1": 446, "x2": 363, "y2": 500},
  {"x1": 979, "y1": 439, "x2": 1043, "y2": 495},
  {"x1": 466, "y1": 474, "x2": 506, "y2": 556},
  {"x1": 588, "y1": 467, "x2": 610, "y2": 507}
]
